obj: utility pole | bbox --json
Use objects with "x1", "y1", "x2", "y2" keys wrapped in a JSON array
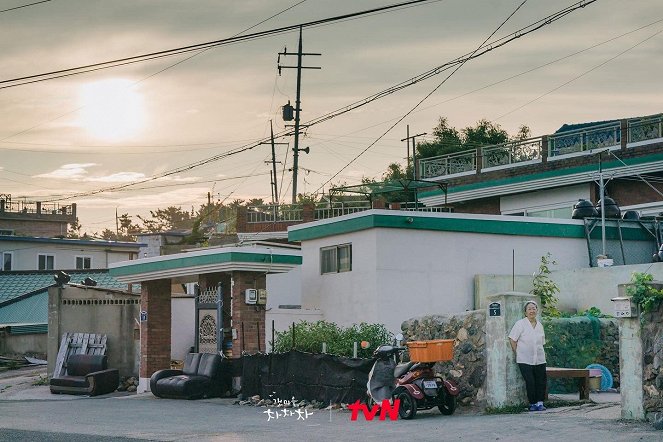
[
  {"x1": 278, "y1": 26, "x2": 321, "y2": 203},
  {"x1": 401, "y1": 125, "x2": 427, "y2": 180},
  {"x1": 259, "y1": 120, "x2": 287, "y2": 205}
]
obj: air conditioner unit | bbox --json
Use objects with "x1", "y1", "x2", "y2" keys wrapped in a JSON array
[
  {"x1": 257, "y1": 289, "x2": 267, "y2": 305},
  {"x1": 245, "y1": 288, "x2": 258, "y2": 305}
]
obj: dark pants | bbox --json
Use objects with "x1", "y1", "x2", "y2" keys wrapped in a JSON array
[{"x1": 518, "y1": 363, "x2": 547, "y2": 404}]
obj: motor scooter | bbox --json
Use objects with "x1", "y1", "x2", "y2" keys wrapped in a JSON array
[{"x1": 366, "y1": 340, "x2": 459, "y2": 419}]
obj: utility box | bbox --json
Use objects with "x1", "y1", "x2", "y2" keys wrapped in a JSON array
[
  {"x1": 611, "y1": 296, "x2": 638, "y2": 318},
  {"x1": 245, "y1": 288, "x2": 258, "y2": 305},
  {"x1": 257, "y1": 289, "x2": 267, "y2": 305}
]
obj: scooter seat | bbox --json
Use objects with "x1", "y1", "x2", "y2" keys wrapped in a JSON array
[{"x1": 394, "y1": 361, "x2": 415, "y2": 378}]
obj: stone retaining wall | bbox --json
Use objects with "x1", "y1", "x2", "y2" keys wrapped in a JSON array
[
  {"x1": 642, "y1": 302, "x2": 663, "y2": 413},
  {"x1": 402, "y1": 311, "x2": 620, "y2": 405}
]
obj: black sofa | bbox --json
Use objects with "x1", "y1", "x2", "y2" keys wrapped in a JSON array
[
  {"x1": 150, "y1": 353, "x2": 224, "y2": 399},
  {"x1": 50, "y1": 354, "x2": 119, "y2": 396}
]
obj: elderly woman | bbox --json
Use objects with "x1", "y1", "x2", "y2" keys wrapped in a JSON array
[{"x1": 509, "y1": 300, "x2": 547, "y2": 411}]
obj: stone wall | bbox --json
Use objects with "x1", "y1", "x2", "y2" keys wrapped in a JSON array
[
  {"x1": 641, "y1": 302, "x2": 663, "y2": 413},
  {"x1": 401, "y1": 310, "x2": 486, "y2": 406},
  {"x1": 401, "y1": 310, "x2": 620, "y2": 405}
]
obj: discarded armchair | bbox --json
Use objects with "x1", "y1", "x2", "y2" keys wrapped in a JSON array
[
  {"x1": 150, "y1": 352, "x2": 223, "y2": 400},
  {"x1": 50, "y1": 354, "x2": 119, "y2": 396}
]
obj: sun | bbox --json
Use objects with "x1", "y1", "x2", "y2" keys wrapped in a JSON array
[{"x1": 78, "y1": 79, "x2": 146, "y2": 141}]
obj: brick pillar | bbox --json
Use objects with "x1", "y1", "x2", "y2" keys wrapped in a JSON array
[
  {"x1": 372, "y1": 198, "x2": 386, "y2": 209},
  {"x1": 236, "y1": 206, "x2": 248, "y2": 233},
  {"x1": 302, "y1": 202, "x2": 315, "y2": 222},
  {"x1": 231, "y1": 271, "x2": 266, "y2": 357},
  {"x1": 620, "y1": 119, "x2": 628, "y2": 151},
  {"x1": 541, "y1": 135, "x2": 548, "y2": 164},
  {"x1": 139, "y1": 279, "x2": 171, "y2": 391}
]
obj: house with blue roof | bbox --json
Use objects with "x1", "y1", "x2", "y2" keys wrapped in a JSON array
[{"x1": 0, "y1": 269, "x2": 137, "y2": 356}]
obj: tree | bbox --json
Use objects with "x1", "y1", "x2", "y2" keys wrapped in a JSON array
[
  {"x1": 137, "y1": 206, "x2": 194, "y2": 233},
  {"x1": 67, "y1": 218, "x2": 82, "y2": 238},
  {"x1": 415, "y1": 117, "x2": 527, "y2": 160}
]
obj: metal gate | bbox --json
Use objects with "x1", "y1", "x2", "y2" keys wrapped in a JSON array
[{"x1": 194, "y1": 283, "x2": 223, "y2": 354}]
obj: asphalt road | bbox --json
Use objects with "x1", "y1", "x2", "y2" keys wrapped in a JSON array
[{"x1": 0, "y1": 394, "x2": 657, "y2": 442}]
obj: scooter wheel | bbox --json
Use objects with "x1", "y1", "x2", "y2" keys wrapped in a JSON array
[
  {"x1": 438, "y1": 393, "x2": 456, "y2": 415},
  {"x1": 396, "y1": 391, "x2": 417, "y2": 420}
]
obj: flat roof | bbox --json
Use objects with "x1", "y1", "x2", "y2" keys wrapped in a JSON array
[
  {"x1": 287, "y1": 209, "x2": 653, "y2": 242},
  {"x1": 0, "y1": 235, "x2": 143, "y2": 248},
  {"x1": 108, "y1": 245, "x2": 302, "y2": 283}
]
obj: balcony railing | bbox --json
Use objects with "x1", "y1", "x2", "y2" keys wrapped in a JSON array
[
  {"x1": 418, "y1": 113, "x2": 663, "y2": 179},
  {"x1": 0, "y1": 195, "x2": 75, "y2": 216},
  {"x1": 482, "y1": 137, "x2": 541, "y2": 170},
  {"x1": 548, "y1": 121, "x2": 621, "y2": 158},
  {"x1": 246, "y1": 204, "x2": 303, "y2": 223},
  {"x1": 628, "y1": 115, "x2": 663, "y2": 144},
  {"x1": 419, "y1": 149, "x2": 476, "y2": 179},
  {"x1": 315, "y1": 201, "x2": 371, "y2": 219}
]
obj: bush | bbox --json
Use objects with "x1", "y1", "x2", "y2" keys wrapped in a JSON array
[{"x1": 273, "y1": 321, "x2": 393, "y2": 358}]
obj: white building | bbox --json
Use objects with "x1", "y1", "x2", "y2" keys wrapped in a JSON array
[
  {"x1": 0, "y1": 235, "x2": 141, "y2": 271},
  {"x1": 288, "y1": 209, "x2": 655, "y2": 333}
]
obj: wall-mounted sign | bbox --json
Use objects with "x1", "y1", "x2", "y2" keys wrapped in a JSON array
[
  {"x1": 140, "y1": 311, "x2": 148, "y2": 322},
  {"x1": 489, "y1": 302, "x2": 501, "y2": 317}
]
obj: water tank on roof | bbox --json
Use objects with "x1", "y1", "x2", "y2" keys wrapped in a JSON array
[
  {"x1": 572, "y1": 199, "x2": 598, "y2": 219},
  {"x1": 596, "y1": 197, "x2": 621, "y2": 218},
  {"x1": 622, "y1": 210, "x2": 640, "y2": 221}
]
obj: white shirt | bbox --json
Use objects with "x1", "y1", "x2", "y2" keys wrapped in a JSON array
[{"x1": 508, "y1": 317, "x2": 546, "y2": 365}]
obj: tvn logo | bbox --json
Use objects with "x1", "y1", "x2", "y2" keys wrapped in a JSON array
[{"x1": 347, "y1": 399, "x2": 400, "y2": 421}]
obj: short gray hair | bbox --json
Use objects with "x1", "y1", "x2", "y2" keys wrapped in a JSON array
[{"x1": 524, "y1": 300, "x2": 538, "y2": 313}]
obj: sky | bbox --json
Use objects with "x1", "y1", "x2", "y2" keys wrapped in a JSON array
[{"x1": 1, "y1": 0, "x2": 662, "y2": 235}]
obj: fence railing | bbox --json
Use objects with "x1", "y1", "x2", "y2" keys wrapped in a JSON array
[
  {"x1": 0, "y1": 197, "x2": 75, "y2": 216},
  {"x1": 482, "y1": 137, "x2": 542, "y2": 169},
  {"x1": 419, "y1": 149, "x2": 476, "y2": 179},
  {"x1": 548, "y1": 121, "x2": 621, "y2": 158},
  {"x1": 628, "y1": 115, "x2": 663, "y2": 144},
  {"x1": 246, "y1": 201, "x2": 446, "y2": 223},
  {"x1": 246, "y1": 205, "x2": 303, "y2": 223},
  {"x1": 418, "y1": 113, "x2": 663, "y2": 179}
]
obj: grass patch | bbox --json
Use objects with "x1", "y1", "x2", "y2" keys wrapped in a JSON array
[
  {"x1": 485, "y1": 399, "x2": 592, "y2": 414},
  {"x1": 32, "y1": 375, "x2": 49, "y2": 386}
]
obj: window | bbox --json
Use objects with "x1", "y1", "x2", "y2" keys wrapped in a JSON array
[
  {"x1": 76, "y1": 256, "x2": 92, "y2": 269},
  {"x1": 0, "y1": 229, "x2": 13, "y2": 236},
  {"x1": 320, "y1": 244, "x2": 352, "y2": 274},
  {"x1": 2, "y1": 252, "x2": 12, "y2": 271},
  {"x1": 38, "y1": 254, "x2": 55, "y2": 270}
]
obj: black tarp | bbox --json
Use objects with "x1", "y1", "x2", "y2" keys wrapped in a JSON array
[{"x1": 241, "y1": 350, "x2": 373, "y2": 404}]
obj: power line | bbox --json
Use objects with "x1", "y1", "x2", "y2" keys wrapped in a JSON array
[
  {"x1": 0, "y1": 0, "x2": 438, "y2": 90},
  {"x1": 0, "y1": 0, "x2": 52, "y2": 14},
  {"x1": 494, "y1": 26, "x2": 663, "y2": 121},
  {"x1": 26, "y1": 0, "x2": 598, "y2": 204},
  {"x1": 315, "y1": 0, "x2": 535, "y2": 191}
]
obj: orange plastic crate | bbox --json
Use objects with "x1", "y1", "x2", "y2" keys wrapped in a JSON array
[{"x1": 407, "y1": 339, "x2": 454, "y2": 362}]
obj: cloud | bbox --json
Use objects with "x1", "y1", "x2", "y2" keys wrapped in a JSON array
[
  {"x1": 85, "y1": 172, "x2": 146, "y2": 183},
  {"x1": 34, "y1": 163, "x2": 96, "y2": 179}
]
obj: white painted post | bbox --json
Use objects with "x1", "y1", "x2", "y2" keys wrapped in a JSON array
[
  {"x1": 619, "y1": 317, "x2": 645, "y2": 419},
  {"x1": 353, "y1": 342, "x2": 358, "y2": 358},
  {"x1": 486, "y1": 292, "x2": 537, "y2": 408}
]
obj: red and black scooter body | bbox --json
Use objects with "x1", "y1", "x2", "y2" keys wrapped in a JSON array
[{"x1": 394, "y1": 362, "x2": 459, "y2": 413}]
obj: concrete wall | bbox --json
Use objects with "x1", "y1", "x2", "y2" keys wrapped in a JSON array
[
  {"x1": 300, "y1": 229, "x2": 380, "y2": 328},
  {"x1": 266, "y1": 266, "x2": 302, "y2": 308},
  {"x1": 300, "y1": 222, "x2": 588, "y2": 334},
  {"x1": 1, "y1": 239, "x2": 136, "y2": 271},
  {"x1": 475, "y1": 262, "x2": 663, "y2": 314},
  {"x1": 500, "y1": 184, "x2": 590, "y2": 215},
  {"x1": 171, "y1": 296, "x2": 195, "y2": 361},
  {"x1": 47, "y1": 285, "x2": 140, "y2": 378},
  {"x1": 0, "y1": 332, "x2": 47, "y2": 356}
]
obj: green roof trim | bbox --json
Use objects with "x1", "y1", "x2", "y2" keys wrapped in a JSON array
[
  {"x1": 419, "y1": 151, "x2": 663, "y2": 198},
  {"x1": 109, "y1": 251, "x2": 302, "y2": 278},
  {"x1": 5, "y1": 323, "x2": 47, "y2": 335},
  {"x1": 288, "y1": 212, "x2": 653, "y2": 242}
]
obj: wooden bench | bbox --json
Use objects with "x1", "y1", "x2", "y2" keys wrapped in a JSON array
[{"x1": 545, "y1": 367, "x2": 600, "y2": 400}]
